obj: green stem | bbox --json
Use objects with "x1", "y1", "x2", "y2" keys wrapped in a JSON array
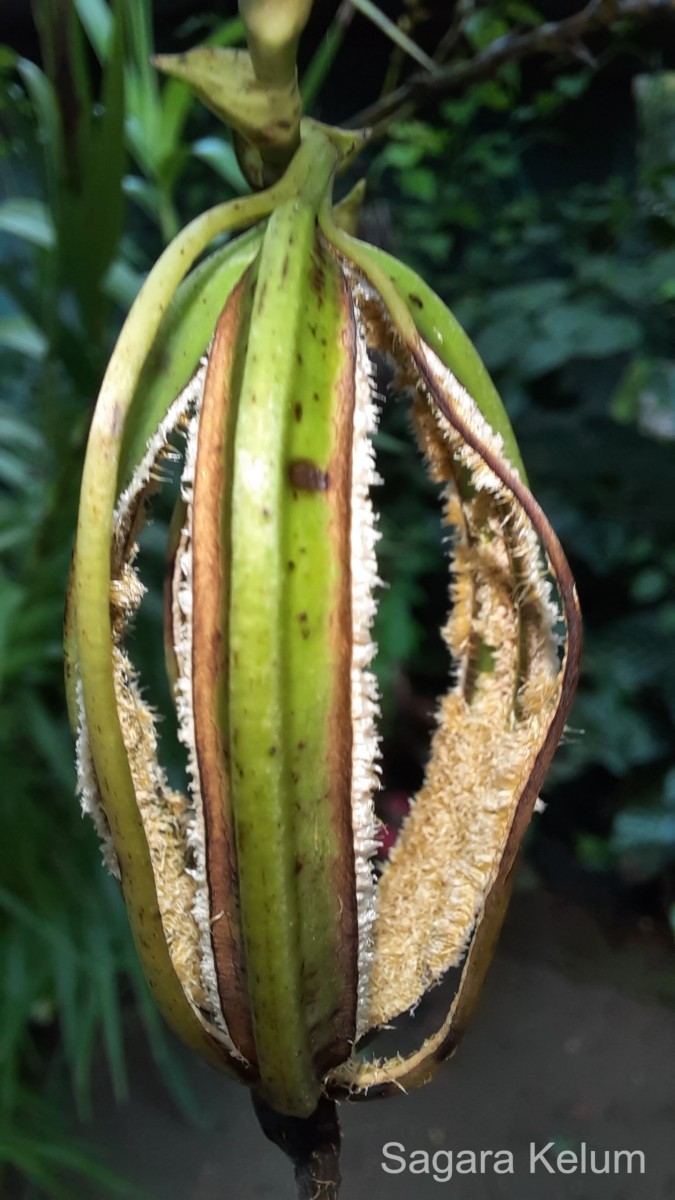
[
  {"x1": 239, "y1": 0, "x2": 314, "y2": 86},
  {"x1": 238, "y1": 0, "x2": 315, "y2": 178}
]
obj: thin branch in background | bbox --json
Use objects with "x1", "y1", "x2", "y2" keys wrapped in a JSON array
[
  {"x1": 349, "y1": 0, "x2": 440, "y2": 72},
  {"x1": 348, "y1": 0, "x2": 675, "y2": 132},
  {"x1": 434, "y1": 0, "x2": 477, "y2": 65},
  {"x1": 379, "y1": 0, "x2": 432, "y2": 99}
]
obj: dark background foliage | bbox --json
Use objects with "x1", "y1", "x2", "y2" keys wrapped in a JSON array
[{"x1": 1, "y1": 0, "x2": 674, "y2": 1195}]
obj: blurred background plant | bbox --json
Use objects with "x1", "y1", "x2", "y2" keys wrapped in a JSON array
[{"x1": 0, "y1": 0, "x2": 674, "y2": 1195}]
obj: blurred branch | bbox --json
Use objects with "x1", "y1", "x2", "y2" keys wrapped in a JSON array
[
  {"x1": 349, "y1": 0, "x2": 675, "y2": 131},
  {"x1": 433, "y1": 0, "x2": 476, "y2": 65},
  {"x1": 379, "y1": 0, "x2": 433, "y2": 100},
  {"x1": 349, "y1": 0, "x2": 439, "y2": 72}
]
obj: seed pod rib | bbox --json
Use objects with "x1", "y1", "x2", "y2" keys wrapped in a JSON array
[
  {"x1": 223, "y1": 152, "x2": 365, "y2": 1115},
  {"x1": 191, "y1": 276, "x2": 257, "y2": 1065}
]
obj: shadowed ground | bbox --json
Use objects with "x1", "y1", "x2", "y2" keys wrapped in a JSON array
[{"x1": 70, "y1": 889, "x2": 675, "y2": 1199}]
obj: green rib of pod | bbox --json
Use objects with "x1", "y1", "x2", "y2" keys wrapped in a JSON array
[
  {"x1": 222, "y1": 133, "x2": 358, "y2": 1116},
  {"x1": 118, "y1": 223, "x2": 265, "y2": 492},
  {"x1": 320, "y1": 213, "x2": 526, "y2": 481}
]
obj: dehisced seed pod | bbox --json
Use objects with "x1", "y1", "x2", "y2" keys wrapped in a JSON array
[{"x1": 65, "y1": 118, "x2": 581, "y2": 1189}]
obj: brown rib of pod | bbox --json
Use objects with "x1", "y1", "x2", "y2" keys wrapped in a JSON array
[{"x1": 190, "y1": 273, "x2": 257, "y2": 1065}]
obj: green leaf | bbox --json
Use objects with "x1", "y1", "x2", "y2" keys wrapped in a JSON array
[
  {"x1": 464, "y1": 10, "x2": 510, "y2": 50},
  {"x1": 0, "y1": 45, "x2": 18, "y2": 70},
  {"x1": 22, "y1": 696, "x2": 75, "y2": 793},
  {"x1": 518, "y1": 303, "x2": 642, "y2": 377},
  {"x1": 613, "y1": 810, "x2": 675, "y2": 855},
  {"x1": 0, "y1": 315, "x2": 47, "y2": 359},
  {"x1": 129, "y1": 960, "x2": 205, "y2": 1122},
  {"x1": 73, "y1": 0, "x2": 114, "y2": 60},
  {"x1": 630, "y1": 568, "x2": 669, "y2": 604},
  {"x1": 300, "y1": 16, "x2": 348, "y2": 110},
  {"x1": 475, "y1": 313, "x2": 530, "y2": 371},
  {"x1": 475, "y1": 80, "x2": 512, "y2": 111},
  {"x1": 440, "y1": 94, "x2": 480, "y2": 126},
  {"x1": 576, "y1": 832, "x2": 614, "y2": 871},
  {"x1": 67, "y1": 5, "x2": 126, "y2": 304},
  {"x1": 102, "y1": 257, "x2": 144, "y2": 308},
  {"x1": 400, "y1": 166, "x2": 438, "y2": 202},
  {"x1": 505, "y1": 0, "x2": 542, "y2": 26},
  {"x1": 555, "y1": 72, "x2": 591, "y2": 100},
  {"x1": 0, "y1": 410, "x2": 43, "y2": 454},
  {"x1": 611, "y1": 358, "x2": 675, "y2": 438},
  {"x1": 191, "y1": 135, "x2": 248, "y2": 192},
  {"x1": 0, "y1": 199, "x2": 55, "y2": 248},
  {"x1": 635, "y1": 71, "x2": 675, "y2": 175},
  {"x1": 85, "y1": 920, "x2": 128, "y2": 1102},
  {"x1": 122, "y1": 173, "x2": 160, "y2": 217},
  {"x1": 544, "y1": 306, "x2": 641, "y2": 356},
  {"x1": 15, "y1": 58, "x2": 62, "y2": 202},
  {"x1": 123, "y1": 2, "x2": 162, "y2": 176}
]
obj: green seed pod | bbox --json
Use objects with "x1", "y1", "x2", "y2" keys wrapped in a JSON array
[{"x1": 66, "y1": 120, "x2": 581, "y2": 1181}]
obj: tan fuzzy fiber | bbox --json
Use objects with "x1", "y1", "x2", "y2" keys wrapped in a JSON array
[
  {"x1": 364, "y1": 376, "x2": 562, "y2": 1031},
  {"x1": 104, "y1": 371, "x2": 233, "y2": 1043},
  {"x1": 111, "y1": 640, "x2": 206, "y2": 1008},
  {"x1": 75, "y1": 680, "x2": 119, "y2": 878},
  {"x1": 171, "y1": 399, "x2": 244, "y2": 1060}
]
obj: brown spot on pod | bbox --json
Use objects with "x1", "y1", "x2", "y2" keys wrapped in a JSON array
[{"x1": 288, "y1": 459, "x2": 329, "y2": 491}]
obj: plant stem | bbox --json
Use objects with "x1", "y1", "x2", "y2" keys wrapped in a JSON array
[
  {"x1": 252, "y1": 1093, "x2": 342, "y2": 1200},
  {"x1": 237, "y1": 0, "x2": 315, "y2": 179},
  {"x1": 239, "y1": 0, "x2": 314, "y2": 86}
]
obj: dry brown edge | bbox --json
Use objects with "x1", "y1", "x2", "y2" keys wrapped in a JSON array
[
  {"x1": 309, "y1": 253, "x2": 362, "y2": 1071},
  {"x1": 191, "y1": 275, "x2": 258, "y2": 1069}
]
